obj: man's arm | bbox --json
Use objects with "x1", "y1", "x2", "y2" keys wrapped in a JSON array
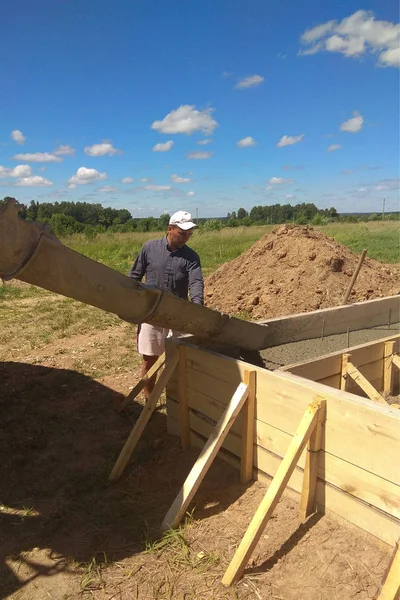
[
  {"x1": 187, "y1": 257, "x2": 204, "y2": 305},
  {"x1": 129, "y1": 245, "x2": 147, "y2": 281}
]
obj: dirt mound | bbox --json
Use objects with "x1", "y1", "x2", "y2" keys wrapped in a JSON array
[{"x1": 205, "y1": 225, "x2": 400, "y2": 319}]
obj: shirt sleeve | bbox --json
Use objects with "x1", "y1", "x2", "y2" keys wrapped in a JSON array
[
  {"x1": 129, "y1": 245, "x2": 147, "y2": 281},
  {"x1": 187, "y1": 255, "x2": 204, "y2": 305}
]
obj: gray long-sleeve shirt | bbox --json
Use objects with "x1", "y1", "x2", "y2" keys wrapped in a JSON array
[{"x1": 129, "y1": 237, "x2": 204, "y2": 305}]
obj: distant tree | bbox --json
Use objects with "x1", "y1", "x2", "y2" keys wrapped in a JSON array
[
  {"x1": 159, "y1": 213, "x2": 170, "y2": 229},
  {"x1": 237, "y1": 207, "x2": 248, "y2": 219}
]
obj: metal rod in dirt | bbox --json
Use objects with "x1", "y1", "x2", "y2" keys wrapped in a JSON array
[{"x1": 342, "y1": 249, "x2": 368, "y2": 305}]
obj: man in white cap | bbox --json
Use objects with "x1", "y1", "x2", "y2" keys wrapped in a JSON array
[{"x1": 129, "y1": 210, "x2": 204, "y2": 401}]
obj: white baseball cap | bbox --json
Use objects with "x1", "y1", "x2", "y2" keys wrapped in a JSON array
[{"x1": 169, "y1": 210, "x2": 197, "y2": 230}]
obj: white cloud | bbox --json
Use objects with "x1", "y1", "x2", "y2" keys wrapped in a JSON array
[
  {"x1": 284, "y1": 194, "x2": 296, "y2": 199},
  {"x1": 237, "y1": 136, "x2": 256, "y2": 148},
  {"x1": 340, "y1": 112, "x2": 363, "y2": 133},
  {"x1": 187, "y1": 151, "x2": 213, "y2": 160},
  {"x1": 0, "y1": 164, "x2": 32, "y2": 178},
  {"x1": 196, "y1": 139, "x2": 213, "y2": 145},
  {"x1": 144, "y1": 184, "x2": 171, "y2": 191},
  {"x1": 235, "y1": 74, "x2": 264, "y2": 89},
  {"x1": 170, "y1": 173, "x2": 192, "y2": 183},
  {"x1": 13, "y1": 152, "x2": 62, "y2": 162},
  {"x1": 299, "y1": 10, "x2": 400, "y2": 68},
  {"x1": 327, "y1": 144, "x2": 342, "y2": 152},
  {"x1": 97, "y1": 185, "x2": 117, "y2": 193},
  {"x1": 84, "y1": 142, "x2": 121, "y2": 156},
  {"x1": 151, "y1": 105, "x2": 218, "y2": 135},
  {"x1": 15, "y1": 176, "x2": 53, "y2": 187},
  {"x1": 11, "y1": 130, "x2": 26, "y2": 144},
  {"x1": 68, "y1": 166, "x2": 107, "y2": 186},
  {"x1": 269, "y1": 177, "x2": 294, "y2": 185},
  {"x1": 140, "y1": 177, "x2": 150, "y2": 183},
  {"x1": 153, "y1": 140, "x2": 174, "y2": 152},
  {"x1": 222, "y1": 71, "x2": 233, "y2": 78},
  {"x1": 187, "y1": 191, "x2": 195, "y2": 196},
  {"x1": 68, "y1": 184, "x2": 77, "y2": 189},
  {"x1": 54, "y1": 144, "x2": 75, "y2": 156},
  {"x1": 276, "y1": 134, "x2": 304, "y2": 147},
  {"x1": 120, "y1": 177, "x2": 134, "y2": 183},
  {"x1": 373, "y1": 179, "x2": 399, "y2": 191}
]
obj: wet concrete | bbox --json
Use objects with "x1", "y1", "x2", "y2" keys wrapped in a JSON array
[{"x1": 260, "y1": 323, "x2": 400, "y2": 370}]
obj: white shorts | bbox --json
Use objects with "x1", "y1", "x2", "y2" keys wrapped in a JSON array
[{"x1": 137, "y1": 323, "x2": 183, "y2": 356}]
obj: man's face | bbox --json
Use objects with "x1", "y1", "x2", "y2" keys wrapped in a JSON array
[{"x1": 167, "y1": 225, "x2": 194, "y2": 248}]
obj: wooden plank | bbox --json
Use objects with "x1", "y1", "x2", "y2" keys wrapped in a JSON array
[
  {"x1": 346, "y1": 361, "x2": 387, "y2": 404},
  {"x1": 256, "y1": 296, "x2": 399, "y2": 348},
  {"x1": 280, "y1": 334, "x2": 400, "y2": 381},
  {"x1": 240, "y1": 370, "x2": 256, "y2": 484},
  {"x1": 384, "y1": 342, "x2": 396, "y2": 395},
  {"x1": 393, "y1": 355, "x2": 400, "y2": 370},
  {"x1": 378, "y1": 541, "x2": 400, "y2": 600},
  {"x1": 318, "y1": 374, "x2": 341, "y2": 388},
  {"x1": 178, "y1": 344, "x2": 190, "y2": 451},
  {"x1": 299, "y1": 398, "x2": 326, "y2": 521},
  {"x1": 221, "y1": 401, "x2": 321, "y2": 585},
  {"x1": 118, "y1": 352, "x2": 166, "y2": 411},
  {"x1": 109, "y1": 351, "x2": 179, "y2": 481},
  {"x1": 342, "y1": 249, "x2": 368, "y2": 305},
  {"x1": 161, "y1": 382, "x2": 249, "y2": 531},
  {"x1": 167, "y1": 398, "x2": 400, "y2": 520},
  {"x1": 180, "y1": 343, "x2": 400, "y2": 484},
  {"x1": 167, "y1": 413, "x2": 400, "y2": 547},
  {"x1": 341, "y1": 353, "x2": 351, "y2": 391}
]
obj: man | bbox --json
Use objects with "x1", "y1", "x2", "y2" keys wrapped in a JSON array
[{"x1": 129, "y1": 210, "x2": 204, "y2": 400}]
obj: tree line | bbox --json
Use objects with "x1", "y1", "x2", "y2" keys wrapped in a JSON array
[{"x1": 1, "y1": 197, "x2": 398, "y2": 237}]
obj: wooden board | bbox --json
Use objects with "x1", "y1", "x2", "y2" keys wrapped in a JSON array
[
  {"x1": 174, "y1": 348, "x2": 400, "y2": 484},
  {"x1": 280, "y1": 334, "x2": 400, "y2": 382},
  {"x1": 256, "y1": 296, "x2": 399, "y2": 348},
  {"x1": 165, "y1": 338, "x2": 400, "y2": 547},
  {"x1": 167, "y1": 416, "x2": 400, "y2": 547},
  {"x1": 167, "y1": 398, "x2": 400, "y2": 520}
]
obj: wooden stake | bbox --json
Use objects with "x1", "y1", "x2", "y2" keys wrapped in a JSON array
[
  {"x1": 161, "y1": 382, "x2": 249, "y2": 532},
  {"x1": 240, "y1": 370, "x2": 256, "y2": 484},
  {"x1": 340, "y1": 353, "x2": 351, "y2": 391},
  {"x1": 346, "y1": 361, "x2": 387, "y2": 405},
  {"x1": 384, "y1": 342, "x2": 395, "y2": 395},
  {"x1": 377, "y1": 540, "x2": 400, "y2": 600},
  {"x1": 178, "y1": 344, "x2": 190, "y2": 451},
  {"x1": 118, "y1": 352, "x2": 166, "y2": 412},
  {"x1": 342, "y1": 249, "x2": 367, "y2": 305},
  {"x1": 222, "y1": 400, "x2": 321, "y2": 586},
  {"x1": 109, "y1": 350, "x2": 179, "y2": 481},
  {"x1": 299, "y1": 398, "x2": 326, "y2": 521}
]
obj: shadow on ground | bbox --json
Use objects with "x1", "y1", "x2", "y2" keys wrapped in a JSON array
[{"x1": 0, "y1": 361, "x2": 247, "y2": 598}]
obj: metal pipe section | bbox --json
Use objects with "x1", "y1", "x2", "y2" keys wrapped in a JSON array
[{"x1": 0, "y1": 199, "x2": 269, "y2": 350}]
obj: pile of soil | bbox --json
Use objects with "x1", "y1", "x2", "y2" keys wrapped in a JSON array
[{"x1": 205, "y1": 225, "x2": 400, "y2": 319}]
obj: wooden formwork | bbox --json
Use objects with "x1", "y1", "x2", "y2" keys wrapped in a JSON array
[
  {"x1": 279, "y1": 334, "x2": 400, "y2": 396},
  {"x1": 165, "y1": 337, "x2": 400, "y2": 548}
]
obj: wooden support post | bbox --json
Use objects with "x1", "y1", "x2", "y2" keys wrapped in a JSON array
[
  {"x1": 378, "y1": 540, "x2": 400, "y2": 600},
  {"x1": 299, "y1": 398, "x2": 326, "y2": 522},
  {"x1": 118, "y1": 352, "x2": 166, "y2": 411},
  {"x1": 340, "y1": 353, "x2": 351, "y2": 391},
  {"x1": 346, "y1": 361, "x2": 387, "y2": 405},
  {"x1": 342, "y1": 248, "x2": 367, "y2": 305},
  {"x1": 222, "y1": 400, "x2": 321, "y2": 587},
  {"x1": 161, "y1": 382, "x2": 249, "y2": 532},
  {"x1": 240, "y1": 370, "x2": 256, "y2": 484},
  {"x1": 178, "y1": 344, "x2": 190, "y2": 451},
  {"x1": 109, "y1": 350, "x2": 179, "y2": 481},
  {"x1": 384, "y1": 342, "x2": 395, "y2": 395}
]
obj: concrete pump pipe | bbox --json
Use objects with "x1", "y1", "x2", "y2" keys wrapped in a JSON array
[{"x1": 0, "y1": 198, "x2": 269, "y2": 351}]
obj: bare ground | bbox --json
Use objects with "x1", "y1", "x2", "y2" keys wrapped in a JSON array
[{"x1": 0, "y1": 314, "x2": 394, "y2": 600}]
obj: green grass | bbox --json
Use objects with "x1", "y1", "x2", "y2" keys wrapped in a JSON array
[{"x1": 317, "y1": 221, "x2": 400, "y2": 263}]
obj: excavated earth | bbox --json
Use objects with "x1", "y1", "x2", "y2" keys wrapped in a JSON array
[{"x1": 205, "y1": 225, "x2": 400, "y2": 319}]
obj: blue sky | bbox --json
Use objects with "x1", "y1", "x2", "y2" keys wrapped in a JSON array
[{"x1": 1, "y1": 0, "x2": 399, "y2": 217}]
